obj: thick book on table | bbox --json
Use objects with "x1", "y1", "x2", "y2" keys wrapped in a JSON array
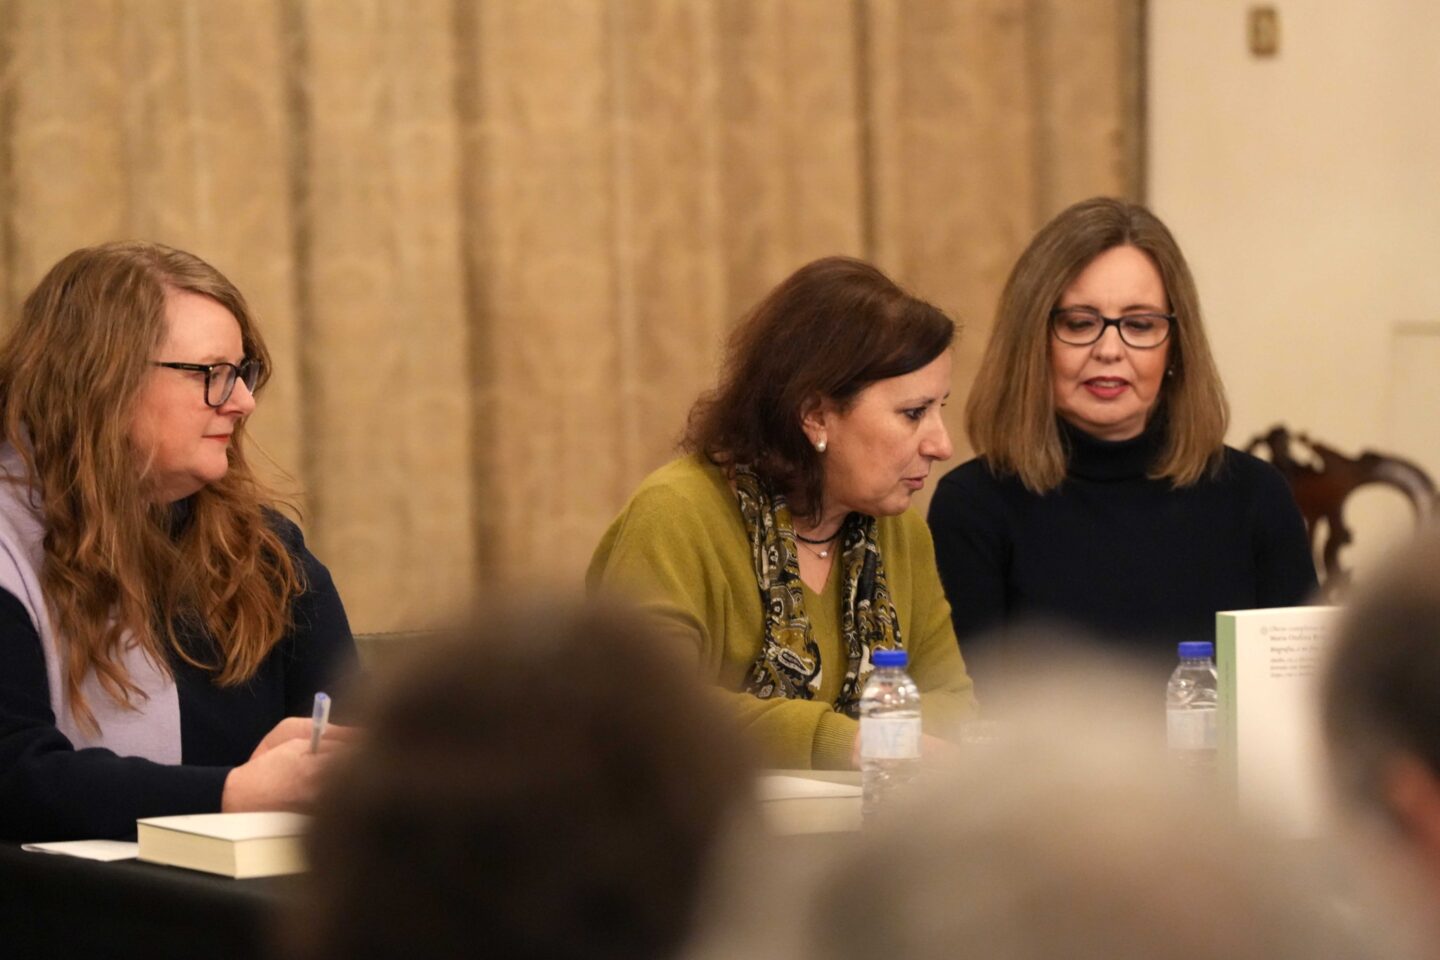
[
  {"x1": 757, "y1": 774, "x2": 862, "y2": 835},
  {"x1": 1216, "y1": 606, "x2": 1339, "y2": 838},
  {"x1": 136, "y1": 812, "x2": 309, "y2": 878}
]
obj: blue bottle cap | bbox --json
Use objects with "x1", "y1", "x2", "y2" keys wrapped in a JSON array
[
  {"x1": 872, "y1": 649, "x2": 908, "y2": 668},
  {"x1": 1178, "y1": 641, "x2": 1214, "y2": 659}
]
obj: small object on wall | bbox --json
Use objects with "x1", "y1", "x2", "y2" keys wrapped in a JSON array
[{"x1": 1248, "y1": 5, "x2": 1280, "y2": 57}]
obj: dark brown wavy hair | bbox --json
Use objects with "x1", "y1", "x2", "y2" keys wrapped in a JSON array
[
  {"x1": 0, "y1": 241, "x2": 303, "y2": 732},
  {"x1": 683, "y1": 256, "x2": 955, "y2": 521}
]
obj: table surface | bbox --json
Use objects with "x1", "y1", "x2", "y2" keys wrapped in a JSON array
[
  {"x1": 0, "y1": 840, "x2": 298, "y2": 960},
  {"x1": 772, "y1": 768, "x2": 861, "y2": 785},
  {"x1": 0, "y1": 770, "x2": 859, "y2": 960}
]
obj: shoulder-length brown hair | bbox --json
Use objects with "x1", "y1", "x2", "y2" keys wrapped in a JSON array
[
  {"x1": 684, "y1": 256, "x2": 955, "y2": 520},
  {"x1": 966, "y1": 197, "x2": 1228, "y2": 493},
  {"x1": 0, "y1": 241, "x2": 304, "y2": 731}
]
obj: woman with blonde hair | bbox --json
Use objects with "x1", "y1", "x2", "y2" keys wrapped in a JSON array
[
  {"x1": 0, "y1": 241, "x2": 354, "y2": 840},
  {"x1": 927, "y1": 197, "x2": 1314, "y2": 673}
]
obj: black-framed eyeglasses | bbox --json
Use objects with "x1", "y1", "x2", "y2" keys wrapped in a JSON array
[
  {"x1": 1049, "y1": 307, "x2": 1174, "y2": 349},
  {"x1": 152, "y1": 359, "x2": 263, "y2": 407}
]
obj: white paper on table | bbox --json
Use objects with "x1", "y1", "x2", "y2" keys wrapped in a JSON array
[
  {"x1": 756, "y1": 774, "x2": 862, "y2": 802},
  {"x1": 21, "y1": 839, "x2": 139, "y2": 861}
]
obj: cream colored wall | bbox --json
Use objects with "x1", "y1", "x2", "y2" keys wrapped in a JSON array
[{"x1": 1148, "y1": 0, "x2": 1440, "y2": 573}]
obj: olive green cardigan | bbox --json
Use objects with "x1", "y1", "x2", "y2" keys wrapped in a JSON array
[{"x1": 587, "y1": 455, "x2": 976, "y2": 769}]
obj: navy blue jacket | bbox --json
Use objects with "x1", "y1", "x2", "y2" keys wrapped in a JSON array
[{"x1": 0, "y1": 513, "x2": 354, "y2": 841}]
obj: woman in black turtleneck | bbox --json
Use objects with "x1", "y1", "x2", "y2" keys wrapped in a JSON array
[{"x1": 927, "y1": 198, "x2": 1315, "y2": 675}]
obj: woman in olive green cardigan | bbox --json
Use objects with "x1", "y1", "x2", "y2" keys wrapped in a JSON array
[{"x1": 588, "y1": 257, "x2": 976, "y2": 770}]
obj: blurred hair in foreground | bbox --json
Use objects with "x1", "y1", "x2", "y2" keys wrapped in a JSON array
[
  {"x1": 289, "y1": 597, "x2": 755, "y2": 960},
  {"x1": 1323, "y1": 525, "x2": 1440, "y2": 913},
  {"x1": 687, "y1": 632, "x2": 1419, "y2": 960}
]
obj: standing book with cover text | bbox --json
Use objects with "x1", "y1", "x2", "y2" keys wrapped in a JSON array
[{"x1": 1216, "y1": 605, "x2": 1339, "y2": 838}]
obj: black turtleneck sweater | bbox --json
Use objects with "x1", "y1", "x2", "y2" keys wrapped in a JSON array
[{"x1": 927, "y1": 421, "x2": 1317, "y2": 676}]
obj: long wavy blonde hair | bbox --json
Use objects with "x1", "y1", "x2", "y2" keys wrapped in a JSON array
[{"x1": 0, "y1": 241, "x2": 304, "y2": 731}]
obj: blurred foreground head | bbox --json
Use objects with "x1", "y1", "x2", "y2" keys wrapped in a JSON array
[
  {"x1": 691, "y1": 641, "x2": 1400, "y2": 960},
  {"x1": 1323, "y1": 528, "x2": 1440, "y2": 895},
  {"x1": 292, "y1": 599, "x2": 753, "y2": 960}
]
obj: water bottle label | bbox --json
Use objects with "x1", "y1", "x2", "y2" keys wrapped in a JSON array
[
  {"x1": 861, "y1": 716, "x2": 922, "y2": 759},
  {"x1": 1166, "y1": 707, "x2": 1217, "y2": 750}
]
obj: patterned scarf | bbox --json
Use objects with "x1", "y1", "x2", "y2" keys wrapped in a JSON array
[{"x1": 734, "y1": 466, "x2": 902, "y2": 718}]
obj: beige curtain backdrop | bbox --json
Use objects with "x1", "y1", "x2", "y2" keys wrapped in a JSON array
[{"x1": 0, "y1": 0, "x2": 1141, "y2": 632}]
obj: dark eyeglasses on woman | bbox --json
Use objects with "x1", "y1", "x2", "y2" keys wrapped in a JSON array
[
  {"x1": 1049, "y1": 307, "x2": 1174, "y2": 349},
  {"x1": 152, "y1": 359, "x2": 263, "y2": 407}
]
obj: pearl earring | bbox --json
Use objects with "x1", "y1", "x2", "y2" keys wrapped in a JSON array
[{"x1": 816, "y1": 438, "x2": 827, "y2": 453}]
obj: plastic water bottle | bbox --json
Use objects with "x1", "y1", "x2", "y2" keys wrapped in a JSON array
[
  {"x1": 1165, "y1": 640, "x2": 1218, "y2": 769},
  {"x1": 860, "y1": 649, "x2": 922, "y2": 821}
]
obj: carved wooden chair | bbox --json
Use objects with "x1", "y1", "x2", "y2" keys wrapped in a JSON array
[{"x1": 1246, "y1": 425, "x2": 1439, "y2": 600}]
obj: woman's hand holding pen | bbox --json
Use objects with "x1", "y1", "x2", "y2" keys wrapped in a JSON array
[
  {"x1": 248, "y1": 713, "x2": 358, "y2": 759},
  {"x1": 221, "y1": 706, "x2": 358, "y2": 813}
]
